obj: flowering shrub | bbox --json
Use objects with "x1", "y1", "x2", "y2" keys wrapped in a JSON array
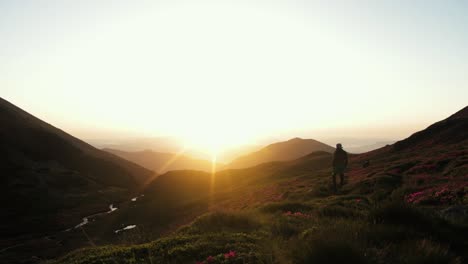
[
  {"x1": 405, "y1": 183, "x2": 467, "y2": 205},
  {"x1": 195, "y1": 250, "x2": 237, "y2": 264},
  {"x1": 284, "y1": 211, "x2": 312, "y2": 218},
  {"x1": 408, "y1": 174, "x2": 433, "y2": 186},
  {"x1": 406, "y1": 191, "x2": 425, "y2": 204},
  {"x1": 406, "y1": 164, "x2": 438, "y2": 174},
  {"x1": 224, "y1": 250, "x2": 236, "y2": 259}
]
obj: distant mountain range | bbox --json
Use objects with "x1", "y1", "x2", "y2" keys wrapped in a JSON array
[
  {"x1": 90, "y1": 137, "x2": 260, "y2": 163},
  {"x1": 103, "y1": 139, "x2": 336, "y2": 173},
  {"x1": 346, "y1": 141, "x2": 395, "y2": 153},
  {"x1": 226, "y1": 137, "x2": 335, "y2": 169},
  {"x1": 90, "y1": 137, "x2": 184, "y2": 153},
  {"x1": 103, "y1": 148, "x2": 220, "y2": 173}
]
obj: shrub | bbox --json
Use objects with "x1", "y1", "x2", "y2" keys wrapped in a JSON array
[
  {"x1": 52, "y1": 233, "x2": 263, "y2": 264},
  {"x1": 269, "y1": 217, "x2": 303, "y2": 238},
  {"x1": 318, "y1": 204, "x2": 359, "y2": 218},
  {"x1": 393, "y1": 239, "x2": 461, "y2": 264},
  {"x1": 260, "y1": 202, "x2": 313, "y2": 214},
  {"x1": 178, "y1": 211, "x2": 261, "y2": 234},
  {"x1": 290, "y1": 236, "x2": 370, "y2": 264},
  {"x1": 368, "y1": 201, "x2": 434, "y2": 229}
]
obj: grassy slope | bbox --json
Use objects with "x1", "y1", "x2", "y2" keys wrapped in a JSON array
[
  {"x1": 50, "y1": 134, "x2": 468, "y2": 264},
  {"x1": 16, "y1": 106, "x2": 468, "y2": 264}
]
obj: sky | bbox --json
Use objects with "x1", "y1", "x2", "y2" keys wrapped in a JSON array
[{"x1": 1, "y1": 0, "x2": 467, "y2": 152}]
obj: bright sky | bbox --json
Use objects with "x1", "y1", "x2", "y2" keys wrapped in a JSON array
[{"x1": 1, "y1": 0, "x2": 467, "y2": 152}]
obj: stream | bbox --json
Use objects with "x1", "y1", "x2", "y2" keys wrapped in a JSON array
[
  {"x1": 2, "y1": 197, "x2": 142, "y2": 255},
  {"x1": 114, "y1": 225, "x2": 137, "y2": 233},
  {"x1": 68, "y1": 195, "x2": 143, "y2": 232},
  {"x1": 70, "y1": 204, "x2": 118, "y2": 230}
]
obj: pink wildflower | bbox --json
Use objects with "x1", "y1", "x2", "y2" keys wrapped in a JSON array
[
  {"x1": 284, "y1": 211, "x2": 311, "y2": 218},
  {"x1": 206, "y1": 256, "x2": 214, "y2": 263},
  {"x1": 406, "y1": 191, "x2": 425, "y2": 204},
  {"x1": 356, "y1": 199, "x2": 362, "y2": 203},
  {"x1": 224, "y1": 250, "x2": 236, "y2": 259}
]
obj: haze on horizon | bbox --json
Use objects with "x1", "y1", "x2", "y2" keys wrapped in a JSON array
[{"x1": 1, "y1": 0, "x2": 467, "y2": 153}]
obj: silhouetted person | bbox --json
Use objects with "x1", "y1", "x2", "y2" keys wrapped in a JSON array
[
  {"x1": 332, "y1": 143, "x2": 348, "y2": 191},
  {"x1": 363, "y1": 160, "x2": 370, "y2": 168}
]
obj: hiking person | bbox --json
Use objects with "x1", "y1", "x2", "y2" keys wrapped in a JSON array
[
  {"x1": 363, "y1": 160, "x2": 370, "y2": 168},
  {"x1": 332, "y1": 143, "x2": 348, "y2": 191}
]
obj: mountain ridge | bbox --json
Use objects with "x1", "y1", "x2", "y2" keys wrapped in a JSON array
[
  {"x1": 103, "y1": 148, "x2": 221, "y2": 173},
  {"x1": 227, "y1": 137, "x2": 334, "y2": 169}
]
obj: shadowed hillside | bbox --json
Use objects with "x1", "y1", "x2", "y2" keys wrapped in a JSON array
[
  {"x1": 227, "y1": 137, "x2": 334, "y2": 169},
  {"x1": 346, "y1": 106, "x2": 468, "y2": 206},
  {"x1": 0, "y1": 98, "x2": 154, "y2": 261},
  {"x1": 393, "y1": 106, "x2": 468, "y2": 150},
  {"x1": 103, "y1": 148, "x2": 221, "y2": 173}
]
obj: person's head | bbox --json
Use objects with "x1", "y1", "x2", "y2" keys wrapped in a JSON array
[{"x1": 336, "y1": 143, "x2": 343, "y2": 149}]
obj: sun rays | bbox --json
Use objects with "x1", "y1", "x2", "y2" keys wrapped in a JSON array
[{"x1": 141, "y1": 146, "x2": 188, "y2": 188}]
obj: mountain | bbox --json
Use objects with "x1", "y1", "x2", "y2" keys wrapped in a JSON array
[
  {"x1": 103, "y1": 148, "x2": 221, "y2": 173},
  {"x1": 349, "y1": 105, "x2": 468, "y2": 191},
  {"x1": 90, "y1": 137, "x2": 184, "y2": 153},
  {"x1": 208, "y1": 144, "x2": 263, "y2": 163},
  {"x1": 393, "y1": 106, "x2": 468, "y2": 150},
  {"x1": 345, "y1": 140, "x2": 395, "y2": 153},
  {"x1": 0, "y1": 97, "x2": 154, "y2": 239},
  {"x1": 227, "y1": 137, "x2": 334, "y2": 169},
  {"x1": 89, "y1": 137, "x2": 261, "y2": 164}
]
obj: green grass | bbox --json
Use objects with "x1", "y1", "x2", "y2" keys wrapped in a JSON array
[
  {"x1": 49, "y1": 193, "x2": 468, "y2": 264},
  {"x1": 46, "y1": 146, "x2": 468, "y2": 264}
]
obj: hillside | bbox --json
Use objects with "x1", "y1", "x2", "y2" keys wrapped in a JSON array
[
  {"x1": 103, "y1": 148, "x2": 220, "y2": 173},
  {"x1": 1, "y1": 150, "x2": 332, "y2": 263},
  {"x1": 343, "y1": 106, "x2": 468, "y2": 211},
  {"x1": 0, "y1": 98, "x2": 154, "y2": 262},
  {"x1": 227, "y1": 137, "x2": 334, "y2": 169},
  {"x1": 48, "y1": 106, "x2": 467, "y2": 264}
]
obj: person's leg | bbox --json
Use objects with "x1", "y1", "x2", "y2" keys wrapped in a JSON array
[
  {"x1": 340, "y1": 173, "x2": 344, "y2": 186},
  {"x1": 332, "y1": 172, "x2": 337, "y2": 191}
]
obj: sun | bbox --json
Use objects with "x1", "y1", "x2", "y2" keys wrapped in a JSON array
[
  {"x1": 176, "y1": 125, "x2": 251, "y2": 160},
  {"x1": 182, "y1": 132, "x2": 233, "y2": 157}
]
